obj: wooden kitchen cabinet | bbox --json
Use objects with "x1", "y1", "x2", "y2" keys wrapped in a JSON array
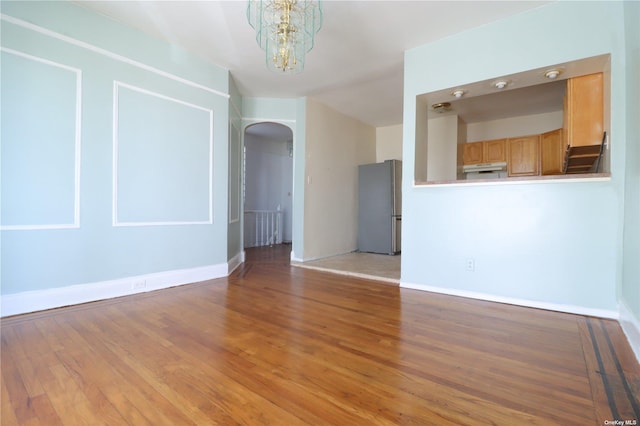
[
  {"x1": 462, "y1": 141, "x2": 484, "y2": 164},
  {"x1": 563, "y1": 72, "x2": 603, "y2": 147},
  {"x1": 540, "y1": 128, "x2": 563, "y2": 175},
  {"x1": 562, "y1": 72, "x2": 605, "y2": 173},
  {"x1": 508, "y1": 135, "x2": 539, "y2": 177},
  {"x1": 462, "y1": 139, "x2": 506, "y2": 165},
  {"x1": 484, "y1": 139, "x2": 507, "y2": 163}
]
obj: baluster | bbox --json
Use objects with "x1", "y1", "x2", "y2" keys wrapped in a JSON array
[
  {"x1": 255, "y1": 213, "x2": 259, "y2": 247},
  {"x1": 270, "y1": 211, "x2": 274, "y2": 245}
]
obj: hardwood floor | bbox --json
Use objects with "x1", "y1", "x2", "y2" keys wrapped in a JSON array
[{"x1": 2, "y1": 244, "x2": 639, "y2": 425}]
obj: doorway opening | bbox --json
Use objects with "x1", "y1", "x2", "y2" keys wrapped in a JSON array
[{"x1": 243, "y1": 122, "x2": 293, "y2": 249}]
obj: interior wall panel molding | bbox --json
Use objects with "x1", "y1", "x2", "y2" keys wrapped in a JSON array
[
  {"x1": 0, "y1": 47, "x2": 82, "y2": 230},
  {"x1": 112, "y1": 81, "x2": 213, "y2": 227}
]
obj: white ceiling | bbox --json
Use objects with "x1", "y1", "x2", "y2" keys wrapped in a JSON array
[{"x1": 75, "y1": 0, "x2": 554, "y2": 127}]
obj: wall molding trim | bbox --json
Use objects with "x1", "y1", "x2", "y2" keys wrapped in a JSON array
[
  {"x1": 0, "y1": 13, "x2": 229, "y2": 100},
  {"x1": 228, "y1": 121, "x2": 242, "y2": 224},
  {"x1": 1, "y1": 263, "x2": 229, "y2": 318},
  {"x1": 112, "y1": 81, "x2": 214, "y2": 227},
  {"x1": 619, "y1": 300, "x2": 640, "y2": 364},
  {"x1": 0, "y1": 47, "x2": 82, "y2": 231},
  {"x1": 400, "y1": 281, "x2": 619, "y2": 320}
]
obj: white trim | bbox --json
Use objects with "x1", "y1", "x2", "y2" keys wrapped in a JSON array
[
  {"x1": 0, "y1": 14, "x2": 229, "y2": 100},
  {"x1": 619, "y1": 300, "x2": 640, "y2": 364},
  {"x1": 116, "y1": 81, "x2": 215, "y2": 113},
  {"x1": 112, "y1": 81, "x2": 214, "y2": 227},
  {"x1": 242, "y1": 117, "x2": 297, "y2": 124},
  {"x1": 0, "y1": 263, "x2": 228, "y2": 317},
  {"x1": 228, "y1": 121, "x2": 242, "y2": 224},
  {"x1": 227, "y1": 251, "x2": 244, "y2": 274},
  {"x1": 0, "y1": 47, "x2": 82, "y2": 231},
  {"x1": 0, "y1": 224, "x2": 80, "y2": 231},
  {"x1": 400, "y1": 281, "x2": 619, "y2": 319},
  {"x1": 114, "y1": 221, "x2": 213, "y2": 227}
]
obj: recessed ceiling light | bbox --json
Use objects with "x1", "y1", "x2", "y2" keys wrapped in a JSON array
[
  {"x1": 494, "y1": 80, "x2": 508, "y2": 89},
  {"x1": 452, "y1": 89, "x2": 465, "y2": 98},
  {"x1": 544, "y1": 69, "x2": 561, "y2": 79}
]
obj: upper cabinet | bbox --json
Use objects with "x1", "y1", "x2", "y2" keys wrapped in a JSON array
[
  {"x1": 540, "y1": 128, "x2": 564, "y2": 176},
  {"x1": 463, "y1": 141, "x2": 484, "y2": 164},
  {"x1": 507, "y1": 135, "x2": 540, "y2": 177},
  {"x1": 463, "y1": 130, "x2": 564, "y2": 178},
  {"x1": 462, "y1": 139, "x2": 506, "y2": 165},
  {"x1": 562, "y1": 72, "x2": 606, "y2": 173},
  {"x1": 563, "y1": 73, "x2": 604, "y2": 148},
  {"x1": 485, "y1": 139, "x2": 507, "y2": 163}
]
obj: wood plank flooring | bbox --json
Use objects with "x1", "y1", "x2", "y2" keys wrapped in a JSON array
[{"x1": 2, "y1": 244, "x2": 639, "y2": 425}]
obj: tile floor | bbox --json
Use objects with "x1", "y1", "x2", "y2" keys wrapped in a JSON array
[{"x1": 291, "y1": 251, "x2": 400, "y2": 284}]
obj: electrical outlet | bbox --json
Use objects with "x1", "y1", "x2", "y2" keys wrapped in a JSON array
[
  {"x1": 132, "y1": 279, "x2": 147, "y2": 290},
  {"x1": 465, "y1": 258, "x2": 475, "y2": 272}
]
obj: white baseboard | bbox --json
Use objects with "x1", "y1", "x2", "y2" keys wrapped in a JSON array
[
  {"x1": 400, "y1": 282, "x2": 619, "y2": 319},
  {"x1": 290, "y1": 251, "x2": 303, "y2": 263},
  {"x1": 227, "y1": 251, "x2": 245, "y2": 274},
  {"x1": 619, "y1": 300, "x2": 640, "y2": 364},
  {"x1": 1, "y1": 262, "x2": 229, "y2": 317}
]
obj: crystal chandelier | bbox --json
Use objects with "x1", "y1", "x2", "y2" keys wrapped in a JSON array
[{"x1": 247, "y1": 0, "x2": 323, "y2": 74}]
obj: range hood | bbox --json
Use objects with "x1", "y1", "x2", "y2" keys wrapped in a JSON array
[{"x1": 463, "y1": 162, "x2": 507, "y2": 173}]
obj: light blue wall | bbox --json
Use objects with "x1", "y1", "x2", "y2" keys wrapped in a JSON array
[
  {"x1": 294, "y1": 98, "x2": 307, "y2": 261},
  {"x1": 621, "y1": 1, "x2": 640, "y2": 330},
  {"x1": 242, "y1": 97, "x2": 298, "y2": 121},
  {"x1": 402, "y1": 1, "x2": 629, "y2": 313},
  {"x1": 2, "y1": 50, "x2": 80, "y2": 228},
  {"x1": 1, "y1": 1, "x2": 231, "y2": 296}
]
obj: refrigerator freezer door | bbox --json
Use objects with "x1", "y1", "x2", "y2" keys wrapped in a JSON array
[{"x1": 358, "y1": 161, "x2": 393, "y2": 254}]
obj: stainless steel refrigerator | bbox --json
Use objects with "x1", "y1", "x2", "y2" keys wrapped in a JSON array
[{"x1": 357, "y1": 160, "x2": 402, "y2": 255}]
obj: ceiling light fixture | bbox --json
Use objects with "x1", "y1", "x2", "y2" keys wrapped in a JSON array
[
  {"x1": 247, "y1": 0, "x2": 323, "y2": 74},
  {"x1": 544, "y1": 69, "x2": 561, "y2": 79},
  {"x1": 452, "y1": 89, "x2": 465, "y2": 98},
  {"x1": 494, "y1": 80, "x2": 509, "y2": 89},
  {"x1": 432, "y1": 102, "x2": 451, "y2": 113}
]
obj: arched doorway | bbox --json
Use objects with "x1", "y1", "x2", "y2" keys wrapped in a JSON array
[{"x1": 243, "y1": 122, "x2": 294, "y2": 248}]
